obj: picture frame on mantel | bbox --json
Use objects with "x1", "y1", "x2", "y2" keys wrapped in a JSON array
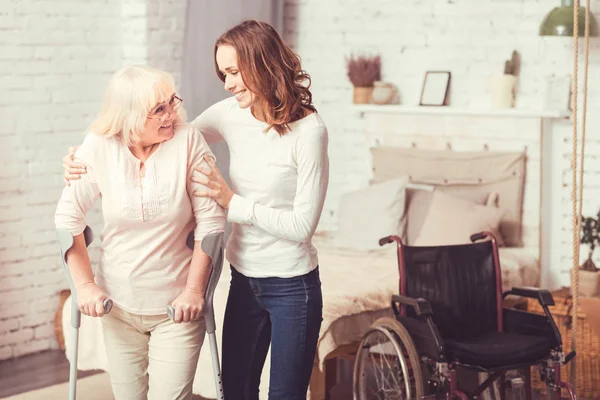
[
  {"x1": 543, "y1": 74, "x2": 572, "y2": 112},
  {"x1": 419, "y1": 71, "x2": 451, "y2": 106}
]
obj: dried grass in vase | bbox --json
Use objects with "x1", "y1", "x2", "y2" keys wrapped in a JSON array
[{"x1": 346, "y1": 54, "x2": 381, "y2": 88}]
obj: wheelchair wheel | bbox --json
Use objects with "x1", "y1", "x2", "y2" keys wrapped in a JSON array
[{"x1": 353, "y1": 317, "x2": 424, "y2": 400}]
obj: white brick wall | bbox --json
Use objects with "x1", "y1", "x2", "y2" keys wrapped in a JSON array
[
  {"x1": 282, "y1": 0, "x2": 600, "y2": 289},
  {"x1": 0, "y1": 0, "x2": 186, "y2": 360},
  {"x1": 2, "y1": 0, "x2": 599, "y2": 360}
]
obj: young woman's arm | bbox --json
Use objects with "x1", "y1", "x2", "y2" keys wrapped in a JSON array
[
  {"x1": 227, "y1": 126, "x2": 329, "y2": 242},
  {"x1": 189, "y1": 99, "x2": 229, "y2": 145}
]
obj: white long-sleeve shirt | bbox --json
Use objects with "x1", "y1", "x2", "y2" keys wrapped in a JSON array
[
  {"x1": 192, "y1": 97, "x2": 329, "y2": 278},
  {"x1": 55, "y1": 124, "x2": 226, "y2": 315}
]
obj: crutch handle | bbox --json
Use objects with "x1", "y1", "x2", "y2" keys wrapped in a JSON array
[
  {"x1": 166, "y1": 305, "x2": 175, "y2": 321},
  {"x1": 165, "y1": 305, "x2": 204, "y2": 323},
  {"x1": 103, "y1": 298, "x2": 113, "y2": 314}
]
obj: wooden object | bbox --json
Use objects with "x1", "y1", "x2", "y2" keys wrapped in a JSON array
[
  {"x1": 54, "y1": 289, "x2": 71, "y2": 351},
  {"x1": 527, "y1": 287, "x2": 600, "y2": 399}
]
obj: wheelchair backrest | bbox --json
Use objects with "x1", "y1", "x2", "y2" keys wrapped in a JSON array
[{"x1": 402, "y1": 240, "x2": 500, "y2": 340}]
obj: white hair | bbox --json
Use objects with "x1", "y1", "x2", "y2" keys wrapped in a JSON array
[{"x1": 88, "y1": 65, "x2": 186, "y2": 145}]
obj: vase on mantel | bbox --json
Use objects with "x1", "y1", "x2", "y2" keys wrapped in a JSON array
[
  {"x1": 371, "y1": 81, "x2": 398, "y2": 105},
  {"x1": 490, "y1": 74, "x2": 517, "y2": 109},
  {"x1": 579, "y1": 257, "x2": 600, "y2": 297},
  {"x1": 353, "y1": 86, "x2": 373, "y2": 104}
]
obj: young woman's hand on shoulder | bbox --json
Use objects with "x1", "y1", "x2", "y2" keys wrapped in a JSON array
[
  {"x1": 191, "y1": 156, "x2": 234, "y2": 209},
  {"x1": 62, "y1": 146, "x2": 87, "y2": 185}
]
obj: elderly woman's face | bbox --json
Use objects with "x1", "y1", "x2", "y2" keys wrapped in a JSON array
[{"x1": 140, "y1": 93, "x2": 181, "y2": 145}]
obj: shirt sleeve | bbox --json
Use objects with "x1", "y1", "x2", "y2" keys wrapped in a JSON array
[
  {"x1": 186, "y1": 127, "x2": 227, "y2": 242},
  {"x1": 189, "y1": 98, "x2": 230, "y2": 145},
  {"x1": 54, "y1": 135, "x2": 101, "y2": 235},
  {"x1": 227, "y1": 125, "x2": 329, "y2": 243}
]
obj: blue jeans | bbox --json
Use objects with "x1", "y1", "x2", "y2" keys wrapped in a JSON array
[{"x1": 222, "y1": 265, "x2": 323, "y2": 400}]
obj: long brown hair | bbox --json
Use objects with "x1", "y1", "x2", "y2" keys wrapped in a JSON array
[{"x1": 214, "y1": 20, "x2": 317, "y2": 135}]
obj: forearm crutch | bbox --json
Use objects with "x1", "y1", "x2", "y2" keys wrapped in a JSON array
[
  {"x1": 167, "y1": 231, "x2": 225, "y2": 400},
  {"x1": 56, "y1": 226, "x2": 113, "y2": 400}
]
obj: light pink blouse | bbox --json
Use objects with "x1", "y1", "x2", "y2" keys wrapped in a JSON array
[{"x1": 55, "y1": 124, "x2": 226, "y2": 315}]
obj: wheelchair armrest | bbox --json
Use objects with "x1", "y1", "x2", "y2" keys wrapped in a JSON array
[
  {"x1": 391, "y1": 295, "x2": 446, "y2": 361},
  {"x1": 503, "y1": 308, "x2": 563, "y2": 350},
  {"x1": 503, "y1": 287, "x2": 563, "y2": 351},
  {"x1": 503, "y1": 286, "x2": 555, "y2": 307},
  {"x1": 391, "y1": 295, "x2": 432, "y2": 317}
]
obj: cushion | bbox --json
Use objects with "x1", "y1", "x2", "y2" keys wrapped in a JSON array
[
  {"x1": 413, "y1": 191, "x2": 505, "y2": 246},
  {"x1": 445, "y1": 331, "x2": 552, "y2": 369},
  {"x1": 335, "y1": 177, "x2": 409, "y2": 251},
  {"x1": 370, "y1": 147, "x2": 526, "y2": 246}
]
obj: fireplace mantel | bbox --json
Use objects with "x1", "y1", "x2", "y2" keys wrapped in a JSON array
[
  {"x1": 354, "y1": 104, "x2": 570, "y2": 119},
  {"x1": 356, "y1": 102, "x2": 568, "y2": 290}
]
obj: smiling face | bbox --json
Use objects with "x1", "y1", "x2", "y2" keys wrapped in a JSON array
[
  {"x1": 211, "y1": 20, "x2": 317, "y2": 135},
  {"x1": 138, "y1": 93, "x2": 181, "y2": 146},
  {"x1": 215, "y1": 45, "x2": 256, "y2": 109}
]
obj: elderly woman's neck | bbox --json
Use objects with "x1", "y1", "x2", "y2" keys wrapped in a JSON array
[{"x1": 129, "y1": 142, "x2": 159, "y2": 162}]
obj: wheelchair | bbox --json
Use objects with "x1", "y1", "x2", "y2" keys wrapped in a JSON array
[{"x1": 352, "y1": 231, "x2": 576, "y2": 400}]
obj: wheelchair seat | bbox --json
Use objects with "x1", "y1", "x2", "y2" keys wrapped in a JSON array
[{"x1": 445, "y1": 331, "x2": 552, "y2": 369}]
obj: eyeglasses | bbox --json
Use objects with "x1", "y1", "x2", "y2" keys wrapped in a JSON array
[{"x1": 147, "y1": 94, "x2": 183, "y2": 121}]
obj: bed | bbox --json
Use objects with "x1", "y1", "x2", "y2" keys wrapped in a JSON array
[{"x1": 61, "y1": 146, "x2": 542, "y2": 399}]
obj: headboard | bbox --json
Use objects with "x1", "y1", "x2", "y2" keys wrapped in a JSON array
[{"x1": 370, "y1": 146, "x2": 527, "y2": 247}]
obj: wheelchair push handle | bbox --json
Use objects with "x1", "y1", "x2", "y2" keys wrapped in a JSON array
[
  {"x1": 379, "y1": 236, "x2": 393, "y2": 246},
  {"x1": 378, "y1": 235, "x2": 402, "y2": 246},
  {"x1": 470, "y1": 232, "x2": 487, "y2": 242}
]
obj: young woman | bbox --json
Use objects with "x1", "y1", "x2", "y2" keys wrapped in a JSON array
[
  {"x1": 56, "y1": 65, "x2": 226, "y2": 400},
  {"x1": 62, "y1": 20, "x2": 329, "y2": 400}
]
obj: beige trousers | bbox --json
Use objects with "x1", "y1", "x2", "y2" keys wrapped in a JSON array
[{"x1": 101, "y1": 306, "x2": 205, "y2": 400}]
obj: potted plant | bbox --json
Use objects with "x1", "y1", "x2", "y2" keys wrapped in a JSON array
[
  {"x1": 580, "y1": 210, "x2": 600, "y2": 297},
  {"x1": 346, "y1": 53, "x2": 381, "y2": 104},
  {"x1": 490, "y1": 50, "x2": 520, "y2": 109}
]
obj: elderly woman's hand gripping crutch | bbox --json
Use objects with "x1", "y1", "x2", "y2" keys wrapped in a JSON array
[
  {"x1": 166, "y1": 231, "x2": 225, "y2": 400},
  {"x1": 56, "y1": 226, "x2": 112, "y2": 400}
]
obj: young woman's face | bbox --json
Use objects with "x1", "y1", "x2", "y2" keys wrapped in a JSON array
[
  {"x1": 139, "y1": 94, "x2": 180, "y2": 146},
  {"x1": 216, "y1": 45, "x2": 256, "y2": 109}
]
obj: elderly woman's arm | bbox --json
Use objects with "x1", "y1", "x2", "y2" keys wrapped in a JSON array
[
  {"x1": 170, "y1": 245, "x2": 213, "y2": 323},
  {"x1": 55, "y1": 158, "x2": 108, "y2": 317},
  {"x1": 169, "y1": 128, "x2": 226, "y2": 324}
]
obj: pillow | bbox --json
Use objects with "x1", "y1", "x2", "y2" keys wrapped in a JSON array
[
  {"x1": 335, "y1": 177, "x2": 409, "y2": 250},
  {"x1": 404, "y1": 186, "x2": 434, "y2": 245},
  {"x1": 405, "y1": 188, "x2": 501, "y2": 245},
  {"x1": 370, "y1": 147, "x2": 526, "y2": 246},
  {"x1": 413, "y1": 191, "x2": 505, "y2": 247}
]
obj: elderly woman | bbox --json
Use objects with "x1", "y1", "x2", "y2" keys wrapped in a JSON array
[
  {"x1": 62, "y1": 20, "x2": 329, "y2": 400},
  {"x1": 54, "y1": 65, "x2": 225, "y2": 400}
]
